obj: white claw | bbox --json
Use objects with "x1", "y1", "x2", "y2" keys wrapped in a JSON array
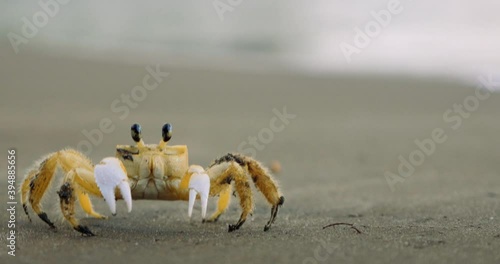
[
  {"x1": 188, "y1": 189, "x2": 197, "y2": 218},
  {"x1": 95, "y1": 157, "x2": 132, "y2": 215},
  {"x1": 187, "y1": 165, "x2": 210, "y2": 220}
]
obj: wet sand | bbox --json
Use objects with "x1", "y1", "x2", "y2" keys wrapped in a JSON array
[{"x1": 0, "y1": 50, "x2": 499, "y2": 264}]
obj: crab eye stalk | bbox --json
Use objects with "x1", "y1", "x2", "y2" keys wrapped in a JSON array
[
  {"x1": 131, "y1": 124, "x2": 142, "y2": 143},
  {"x1": 162, "y1": 123, "x2": 172, "y2": 142}
]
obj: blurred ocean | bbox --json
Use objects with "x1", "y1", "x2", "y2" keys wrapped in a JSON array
[{"x1": 1, "y1": 0, "x2": 499, "y2": 81}]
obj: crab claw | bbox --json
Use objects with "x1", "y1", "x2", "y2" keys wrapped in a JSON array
[
  {"x1": 95, "y1": 157, "x2": 132, "y2": 215},
  {"x1": 187, "y1": 165, "x2": 210, "y2": 221}
]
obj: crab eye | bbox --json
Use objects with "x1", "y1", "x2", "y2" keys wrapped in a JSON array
[
  {"x1": 162, "y1": 123, "x2": 172, "y2": 142},
  {"x1": 131, "y1": 124, "x2": 142, "y2": 143}
]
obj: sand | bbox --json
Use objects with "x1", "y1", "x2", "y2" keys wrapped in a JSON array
[{"x1": 0, "y1": 50, "x2": 499, "y2": 264}]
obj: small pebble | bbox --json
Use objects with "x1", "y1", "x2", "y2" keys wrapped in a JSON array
[{"x1": 270, "y1": 160, "x2": 282, "y2": 174}]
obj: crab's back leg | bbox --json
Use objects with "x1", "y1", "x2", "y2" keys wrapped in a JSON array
[
  {"x1": 207, "y1": 162, "x2": 254, "y2": 232},
  {"x1": 21, "y1": 149, "x2": 96, "y2": 231},
  {"x1": 209, "y1": 153, "x2": 285, "y2": 231},
  {"x1": 244, "y1": 156, "x2": 285, "y2": 231},
  {"x1": 58, "y1": 168, "x2": 98, "y2": 236},
  {"x1": 22, "y1": 153, "x2": 59, "y2": 229},
  {"x1": 20, "y1": 169, "x2": 36, "y2": 222}
]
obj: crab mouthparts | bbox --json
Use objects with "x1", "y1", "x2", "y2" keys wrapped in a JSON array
[{"x1": 95, "y1": 157, "x2": 133, "y2": 215}]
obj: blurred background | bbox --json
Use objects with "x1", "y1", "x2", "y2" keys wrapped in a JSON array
[
  {"x1": 1, "y1": 1, "x2": 500, "y2": 263},
  {"x1": 1, "y1": 0, "x2": 499, "y2": 80}
]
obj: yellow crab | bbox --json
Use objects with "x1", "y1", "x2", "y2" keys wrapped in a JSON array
[{"x1": 21, "y1": 123, "x2": 284, "y2": 236}]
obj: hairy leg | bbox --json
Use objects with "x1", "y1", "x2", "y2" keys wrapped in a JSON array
[{"x1": 206, "y1": 184, "x2": 232, "y2": 222}]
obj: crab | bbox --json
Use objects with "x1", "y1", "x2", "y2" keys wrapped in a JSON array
[{"x1": 21, "y1": 123, "x2": 284, "y2": 236}]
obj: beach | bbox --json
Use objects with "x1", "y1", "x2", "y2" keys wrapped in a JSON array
[{"x1": 0, "y1": 50, "x2": 500, "y2": 264}]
